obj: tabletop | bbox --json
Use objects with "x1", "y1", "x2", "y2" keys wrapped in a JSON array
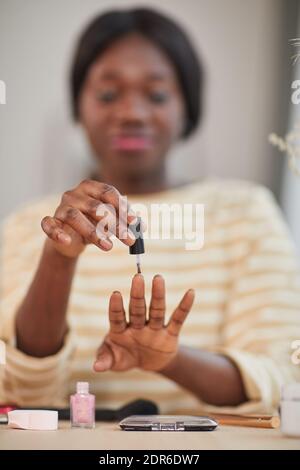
[{"x1": 0, "y1": 421, "x2": 299, "y2": 450}]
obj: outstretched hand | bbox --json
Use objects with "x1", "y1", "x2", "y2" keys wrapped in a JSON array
[{"x1": 94, "y1": 274, "x2": 195, "y2": 373}]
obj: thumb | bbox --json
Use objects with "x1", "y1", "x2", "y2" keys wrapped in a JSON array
[{"x1": 93, "y1": 343, "x2": 114, "y2": 372}]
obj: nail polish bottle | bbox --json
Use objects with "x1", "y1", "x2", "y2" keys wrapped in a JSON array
[{"x1": 70, "y1": 382, "x2": 95, "y2": 428}]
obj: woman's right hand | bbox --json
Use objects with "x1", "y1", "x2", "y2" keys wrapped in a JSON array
[{"x1": 41, "y1": 180, "x2": 137, "y2": 258}]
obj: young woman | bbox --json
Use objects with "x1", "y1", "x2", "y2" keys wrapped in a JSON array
[{"x1": 1, "y1": 8, "x2": 299, "y2": 414}]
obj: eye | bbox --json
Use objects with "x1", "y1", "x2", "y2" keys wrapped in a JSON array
[
  {"x1": 96, "y1": 90, "x2": 118, "y2": 103},
  {"x1": 149, "y1": 91, "x2": 169, "y2": 104}
]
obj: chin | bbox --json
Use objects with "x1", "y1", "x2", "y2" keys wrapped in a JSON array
[
  {"x1": 113, "y1": 153, "x2": 159, "y2": 173},
  {"x1": 119, "y1": 166, "x2": 154, "y2": 180}
]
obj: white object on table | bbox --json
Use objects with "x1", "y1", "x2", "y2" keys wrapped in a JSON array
[
  {"x1": 281, "y1": 383, "x2": 300, "y2": 437},
  {"x1": 7, "y1": 410, "x2": 58, "y2": 431}
]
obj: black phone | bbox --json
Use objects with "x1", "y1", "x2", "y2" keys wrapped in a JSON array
[{"x1": 119, "y1": 415, "x2": 218, "y2": 431}]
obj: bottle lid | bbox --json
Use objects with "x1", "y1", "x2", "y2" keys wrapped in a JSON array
[
  {"x1": 76, "y1": 381, "x2": 89, "y2": 394},
  {"x1": 129, "y1": 217, "x2": 145, "y2": 255}
]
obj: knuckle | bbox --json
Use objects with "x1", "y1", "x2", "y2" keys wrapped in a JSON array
[
  {"x1": 110, "y1": 318, "x2": 124, "y2": 326},
  {"x1": 101, "y1": 184, "x2": 116, "y2": 196},
  {"x1": 149, "y1": 317, "x2": 164, "y2": 329},
  {"x1": 180, "y1": 306, "x2": 189, "y2": 314},
  {"x1": 61, "y1": 190, "x2": 73, "y2": 202},
  {"x1": 150, "y1": 306, "x2": 165, "y2": 314},
  {"x1": 78, "y1": 179, "x2": 92, "y2": 191},
  {"x1": 88, "y1": 198, "x2": 100, "y2": 212},
  {"x1": 65, "y1": 207, "x2": 79, "y2": 221},
  {"x1": 173, "y1": 318, "x2": 184, "y2": 326},
  {"x1": 151, "y1": 297, "x2": 165, "y2": 305},
  {"x1": 131, "y1": 297, "x2": 145, "y2": 307},
  {"x1": 131, "y1": 308, "x2": 145, "y2": 315},
  {"x1": 87, "y1": 228, "x2": 97, "y2": 242},
  {"x1": 151, "y1": 316, "x2": 164, "y2": 323}
]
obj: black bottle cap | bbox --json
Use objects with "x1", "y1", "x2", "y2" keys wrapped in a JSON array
[{"x1": 129, "y1": 217, "x2": 145, "y2": 255}]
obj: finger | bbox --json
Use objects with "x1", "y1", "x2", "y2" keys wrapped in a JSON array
[
  {"x1": 148, "y1": 275, "x2": 166, "y2": 330},
  {"x1": 55, "y1": 205, "x2": 112, "y2": 251},
  {"x1": 129, "y1": 274, "x2": 146, "y2": 329},
  {"x1": 61, "y1": 191, "x2": 101, "y2": 219},
  {"x1": 64, "y1": 188, "x2": 136, "y2": 247},
  {"x1": 96, "y1": 204, "x2": 136, "y2": 248},
  {"x1": 109, "y1": 291, "x2": 127, "y2": 333},
  {"x1": 41, "y1": 216, "x2": 71, "y2": 244},
  {"x1": 94, "y1": 342, "x2": 114, "y2": 372},
  {"x1": 167, "y1": 289, "x2": 195, "y2": 337},
  {"x1": 77, "y1": 180, "x2": 137, "y2": 224}
]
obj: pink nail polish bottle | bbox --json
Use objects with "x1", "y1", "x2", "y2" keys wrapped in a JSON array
[{"x1": 70, "y1": 382, "x2": 95, "y2": 428}]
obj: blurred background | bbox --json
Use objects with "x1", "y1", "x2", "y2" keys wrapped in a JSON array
[{"x1": 0, "y1": 0, "x2": 300, "y2": 251}]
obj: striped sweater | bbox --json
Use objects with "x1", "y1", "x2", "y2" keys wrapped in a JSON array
[{"x1": 1, "y1": 180, "x2": 300, "y2": 414}]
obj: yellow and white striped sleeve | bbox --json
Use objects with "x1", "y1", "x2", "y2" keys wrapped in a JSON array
[
  {"x1": 0, "y1": 199, "x2": 75, "y2": 406},
  {"x1": 214, "y1": 186, "x2": 300, "y2": 413}
]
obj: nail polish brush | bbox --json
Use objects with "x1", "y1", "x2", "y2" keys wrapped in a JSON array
[{"x1": 129, "y1": 217, "x2": 145, "y2": 274}]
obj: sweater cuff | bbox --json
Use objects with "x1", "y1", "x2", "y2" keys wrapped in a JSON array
[{"x1": 0, "y1": 331, "x2": 76, "y2": 406}]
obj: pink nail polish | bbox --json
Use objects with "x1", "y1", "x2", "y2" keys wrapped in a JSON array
[{"x1": 70, "y1": 382, "x2": 95, "y2": 428}]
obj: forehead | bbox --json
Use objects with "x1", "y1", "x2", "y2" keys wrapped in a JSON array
[{"x1": 87, "y1": 33, "x2": 178, "y2": 83}]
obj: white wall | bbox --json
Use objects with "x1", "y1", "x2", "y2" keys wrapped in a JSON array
[{"x1": 0, "y1": 0, "x2": 291, "y2": 220}]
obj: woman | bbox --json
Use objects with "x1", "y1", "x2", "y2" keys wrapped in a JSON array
[{"x1": 1, "y1": 8, "x2": 299, "y2": 414}]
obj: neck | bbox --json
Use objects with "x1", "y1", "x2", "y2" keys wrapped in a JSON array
[{"x1": 94, "y1": 165, "x2": 171, "y2": 196}]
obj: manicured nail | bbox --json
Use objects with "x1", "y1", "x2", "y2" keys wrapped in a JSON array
[
  {"x1": 58, "y1": 232, "x2": 71, "y2": 243},
  {"x1": 134, "y1": 273, "x2": 144, "y2": 279},
  {"x1": 128, "y1": 207, "x2": 136, "y2": 216},
  {"x1": 99, "y1": 238, "x2": 112, "y2": 250},
  {"x1": 120, "y1": 230, "x2": 136, "y2": 242}
]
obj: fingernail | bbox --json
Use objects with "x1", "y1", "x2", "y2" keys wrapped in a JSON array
[
  {"x1": 121, "y1": 230, "x2": 136, "y2": 242},
  {"x1": 134, "y1": 273, "x2": 144, "y2": 279},
  {"x1": 94, "y1": 361, "x2": 102, "y2": 371},
  {"x1": 128, "y1": 230, "x2": 136, "y2": 241},
  {"x1": 129, "y1": 217, "x2": 138, "y2": 226},
  {"x1": 128, "y1": 207, "x2": 137, "y2": 217},
  {"x1": 140, "y1": 220, "x2": 147, "y2": 232},
  {"x1": 58, "y1": 232, "x2": 70, "y2": 243},
  {"x1": 99, "y1": 238, "x2": 112, "y2": 250}
]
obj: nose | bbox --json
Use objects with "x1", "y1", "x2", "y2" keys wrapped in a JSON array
[{"x1": 114, "y1": 92, "x2": 150, "y2": 126}]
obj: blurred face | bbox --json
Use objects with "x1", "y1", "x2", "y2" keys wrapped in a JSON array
[{"x1": 78, "y1": 33, "x2": 185, "y2": 180}]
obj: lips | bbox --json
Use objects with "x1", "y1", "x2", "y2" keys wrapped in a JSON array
[{"x1": 112, "y1": 135, "x2": 153, "y2": 151}]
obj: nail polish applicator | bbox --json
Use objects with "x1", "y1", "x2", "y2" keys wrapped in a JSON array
[{"x1": 129, "y1": 217, "x2": 145, "y2": 274}]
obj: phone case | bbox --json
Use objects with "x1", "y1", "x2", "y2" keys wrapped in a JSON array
[{"x1": 119, "y1": 415, "x2": 218, "y2": 431}]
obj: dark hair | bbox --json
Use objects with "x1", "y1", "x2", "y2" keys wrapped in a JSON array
[{"x1": 70, "y1": 8, "x2": 204, "y2": 138}]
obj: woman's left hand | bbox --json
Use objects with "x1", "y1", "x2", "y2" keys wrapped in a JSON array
[{"x1": 93, "y1": 274, "x2": 195, "y2": 373}]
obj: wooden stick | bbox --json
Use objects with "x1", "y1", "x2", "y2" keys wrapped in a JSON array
[{"x1": 208, "y1": 413, "x2": 280, "y2": 429}]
